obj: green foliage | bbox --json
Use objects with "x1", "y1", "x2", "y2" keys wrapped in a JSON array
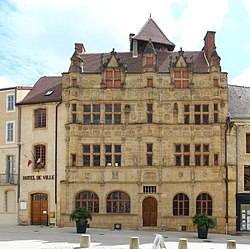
[
  {"x1": 192, "y1": 213, "x2": 216, "y2": 228},
  {"x1": 69, "y1": 207, "x2": 92, "y2": 225}
]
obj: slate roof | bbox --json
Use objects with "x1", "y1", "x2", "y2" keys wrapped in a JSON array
[
  {"x1": 228, "y1": 85, "x2": 250, "y2": 119},
  {"x1": 133, "y1": 17, "x2": 175, "y2": 50},
  {"x1": 17, "y1": 76, "x2": 62, "y2": 105},
  {"x1": 80, "y1": 51, "x2": 208, "y2": 73}
]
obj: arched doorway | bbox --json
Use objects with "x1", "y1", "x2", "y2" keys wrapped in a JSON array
[
  {"x1": 31, "y1": 193, "x2": 48, "y2": 225},
  {"x1": 142, "y1": 197, "x2": 157, "y2": 226}
]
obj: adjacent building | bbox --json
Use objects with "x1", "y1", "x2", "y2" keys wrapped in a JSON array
[
  {"x1": 228, "y1": 85, "x2": 250, "y2": 232},
  {"x1": 17, "y1": 76, "x2": 65, "y2": 226},
  {"x1": 0, "y1": 86, "x2": 31, "y2": 224}
]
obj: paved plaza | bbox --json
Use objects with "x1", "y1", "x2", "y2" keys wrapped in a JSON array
[{"x1": 0, "y1": 225, "x2": 249, "y2": 249}]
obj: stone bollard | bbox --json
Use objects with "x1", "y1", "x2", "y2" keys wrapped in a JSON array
[
  {"x1": 227, "y1": 240, "x2": 236, "y2": 249},
  {"x1": 80, "y1": 234, "x2": 90, "y2": 248},
  {"x1": 178, "y1": 238, "x2": 188, "y2": 249},
  {"x1": 130, "y1": 236, "x2": 139, "y2": 249}
]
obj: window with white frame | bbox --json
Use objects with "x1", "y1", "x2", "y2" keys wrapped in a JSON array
[
  {"x1": 6, "y1": 94, "x2": 15, "y2": 112},
  {"x1": 7, "y1": 155, "x2": 15, "y2": 184},
  {"x1": 6, "y1": 122, "x2": 14, "y2": 143}
]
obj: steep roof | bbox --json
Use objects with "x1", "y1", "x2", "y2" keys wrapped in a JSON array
[
  {"x1": 228, "y1": 85, "x2": 250, "y2": 119},
  {"x1": 17, "y1": 76, "x2": 62, "y2": 105},
  {"x1": 79, "y1": 50, "x2": 208, "y2": 73},
  {"x1": 133, "y1": 17, "x2": 175, "y2": 50}
]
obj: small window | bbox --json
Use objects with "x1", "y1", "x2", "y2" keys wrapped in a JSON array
[
  {"x1": 246, "y1": 134, "x2": 250, "y2": 153},
  {"x1": 35, "y1": 109, "x2": 46, "y2": 128},
  {"x1": 143, "y1": 186, "x2": 156, "y2": 193},
  {"x1": 71, "y1": 154, "x2": 76, "y2": 166},
  {"x1": 147, "y1": 78, "x2": 153, "y2": 87},
  {"x1": 147, "y1": 104, "x2": 153, "y2": 123},
  {"x1": 214, "y1": 154, "x2": 219, "y2": 166},
  {"x1": 72, "y1": 78, "x2": 77, "y2": 87},
  {"x1": 6, "y1": 94, "x2": 15, "y2": 112},
  {"x1": 213, "y1": 78, "x2": 219, "y2": 87},
  {"x1": 244, "y1": 166, "x2": 250, "y2": 191},
  {"x1": 6, "y1": 122, "x2": 14, "y2": 143},
  {"x1": 147, "y1": 143, "x2": 153, "y2": 166},
  {"x1": 34, "y1": 145, "x2": 46, "y2": 169}
]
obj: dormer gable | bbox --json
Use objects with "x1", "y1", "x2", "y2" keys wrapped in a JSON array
[
  {"x1": 100, "y1": 49, "x2": 127, "y2": 88},
  {"x1": 169, "y1": 48, "x2": 194, "y2": 89},
  {"x1": 68, "y1": 43, "x2": 84, "y2": 73},
  {"x1": 142, "y1": 39, "x2": 158, "y2": 73},
  {"x1": 209, "y1": 47, "x2": 221, "y2": 73}
]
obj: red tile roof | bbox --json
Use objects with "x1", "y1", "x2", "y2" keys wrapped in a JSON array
[
  {"x1": 80, "y1": 51, "x2": 208, "y2": 73},
  {"x1": 17, "y1": 76, "x2": 62, "y2": 105}
]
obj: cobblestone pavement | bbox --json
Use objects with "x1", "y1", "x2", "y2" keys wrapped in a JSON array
[{"x1": 0, "y1": 225, "x2": 249, "y2": 249}]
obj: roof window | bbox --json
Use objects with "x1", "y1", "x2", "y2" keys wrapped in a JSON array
[{"x1": 45, "y1": 90, "x2": 54, "y2": 96}]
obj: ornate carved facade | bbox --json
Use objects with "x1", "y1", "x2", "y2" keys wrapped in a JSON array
[{"x1": 58, "y1": 17, "x2": 235, "y2": 233}]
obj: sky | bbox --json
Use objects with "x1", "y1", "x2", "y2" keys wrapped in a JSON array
[{"x1": 0, "y1": 0, "x2": 250, "y2": 88}]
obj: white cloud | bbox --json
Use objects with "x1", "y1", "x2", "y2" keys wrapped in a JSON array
[
  {"x1": 0, "y1": 76, "x2": 18, "y2": 88},
  {"x1": 243, "y1": 0, "x2": 250, "y2": 19},
  {"x1": 230, "y1": 66, "x2": 250, "y2": 87},
  {"x1": 175, "y1": 0, "x2": 229, "y2": 50},
  {"x1": 244, "y1": 43, "x2": 250, "y2": 52}
]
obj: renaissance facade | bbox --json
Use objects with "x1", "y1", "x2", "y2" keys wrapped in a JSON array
[{"x1": 57, "y1": 17, "x2": 236, "y2": 233}]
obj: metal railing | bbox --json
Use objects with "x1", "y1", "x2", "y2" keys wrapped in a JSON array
[{"x1": 0, "y1": 173, "x2": 18, "y2": 184}]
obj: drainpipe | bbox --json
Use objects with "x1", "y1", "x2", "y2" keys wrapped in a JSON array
[
  {"x1": 55, "y1": 101, "x2": 61, "y2": 205},
  {"x1": 225, "y1": 116, "x2": 229, "y2": 234},
  {"x1": 235, "y1": 125, "x2": 238, "y2": 195},
  {"x1": 17, "y1": 104, "x2": 22, "y2": 225}
]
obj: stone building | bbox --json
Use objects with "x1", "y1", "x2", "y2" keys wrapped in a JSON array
[
  {"x1": 58, "y1": 17, "x2": 235, "y2": 233},
  {"x1": 17, "y1": 77, "x2": 66, "y2": 226},
  {"x1": 0, "y1": 86, "x2": 31, "y2": 224},
  {"x1": 228, "y1": 85, "x2": 250, "y2": 232}
]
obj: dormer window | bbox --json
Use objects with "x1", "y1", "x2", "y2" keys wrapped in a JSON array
[
  {"x1": 73, "y1": 58, "x2": 78, "y2": 66},
  {"x1": 105, "y1": 70, "x2": 121, "y2": 88},
  {"x1": 174, "y1": 71, "x2": 189, "y2": 88},
  {"x1": 146, "y1": 56, "x2": 153, "y2": 65}
]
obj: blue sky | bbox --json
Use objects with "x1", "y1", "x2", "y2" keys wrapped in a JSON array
[{"x1": 0, "y1": 0, "x2": 250, "y2": 88}]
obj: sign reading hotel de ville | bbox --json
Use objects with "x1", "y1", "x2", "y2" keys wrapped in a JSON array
[{"x1": 23, "y1": 175, "x2": 54, "y2": 180}]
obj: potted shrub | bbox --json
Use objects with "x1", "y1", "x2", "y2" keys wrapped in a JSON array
[
  {"x1": 69, "y1": 207, "x2": 92, "y2": 233},
  {"x1": 192, "y1": 213, "x2": 216, "y2": 239}
]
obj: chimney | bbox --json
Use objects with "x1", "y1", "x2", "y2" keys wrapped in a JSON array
[
  {"x1": 75, "y1": 43, "x2": 85, "y2": 54},
  {"x1": 132, "y1": 40, "x2": 138, "y2": 58},
  {"x1": 203, "y1": 31, "x2": 215, "y2": 62}
]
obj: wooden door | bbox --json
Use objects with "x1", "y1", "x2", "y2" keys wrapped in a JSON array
[
  {"x1": 142, "y1": 197, "x2": 157, "y2": 226},
  {"x1": 31, "y1": 193, "x2": 48, "y2": 225}
]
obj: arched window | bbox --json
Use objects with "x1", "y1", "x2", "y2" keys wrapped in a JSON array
[
  {"x1": 196, "y1": 193, "x2": 212, "y2": 216},
  {"x1": 106, "y1": 191, "x2": 130, "y2": 213},
  {"x1": 173, "y1": 193, "x2": 189, "y2": 216},
  {"x1": 75, "y1": 191, "x2": 99, "y2": 213}
]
